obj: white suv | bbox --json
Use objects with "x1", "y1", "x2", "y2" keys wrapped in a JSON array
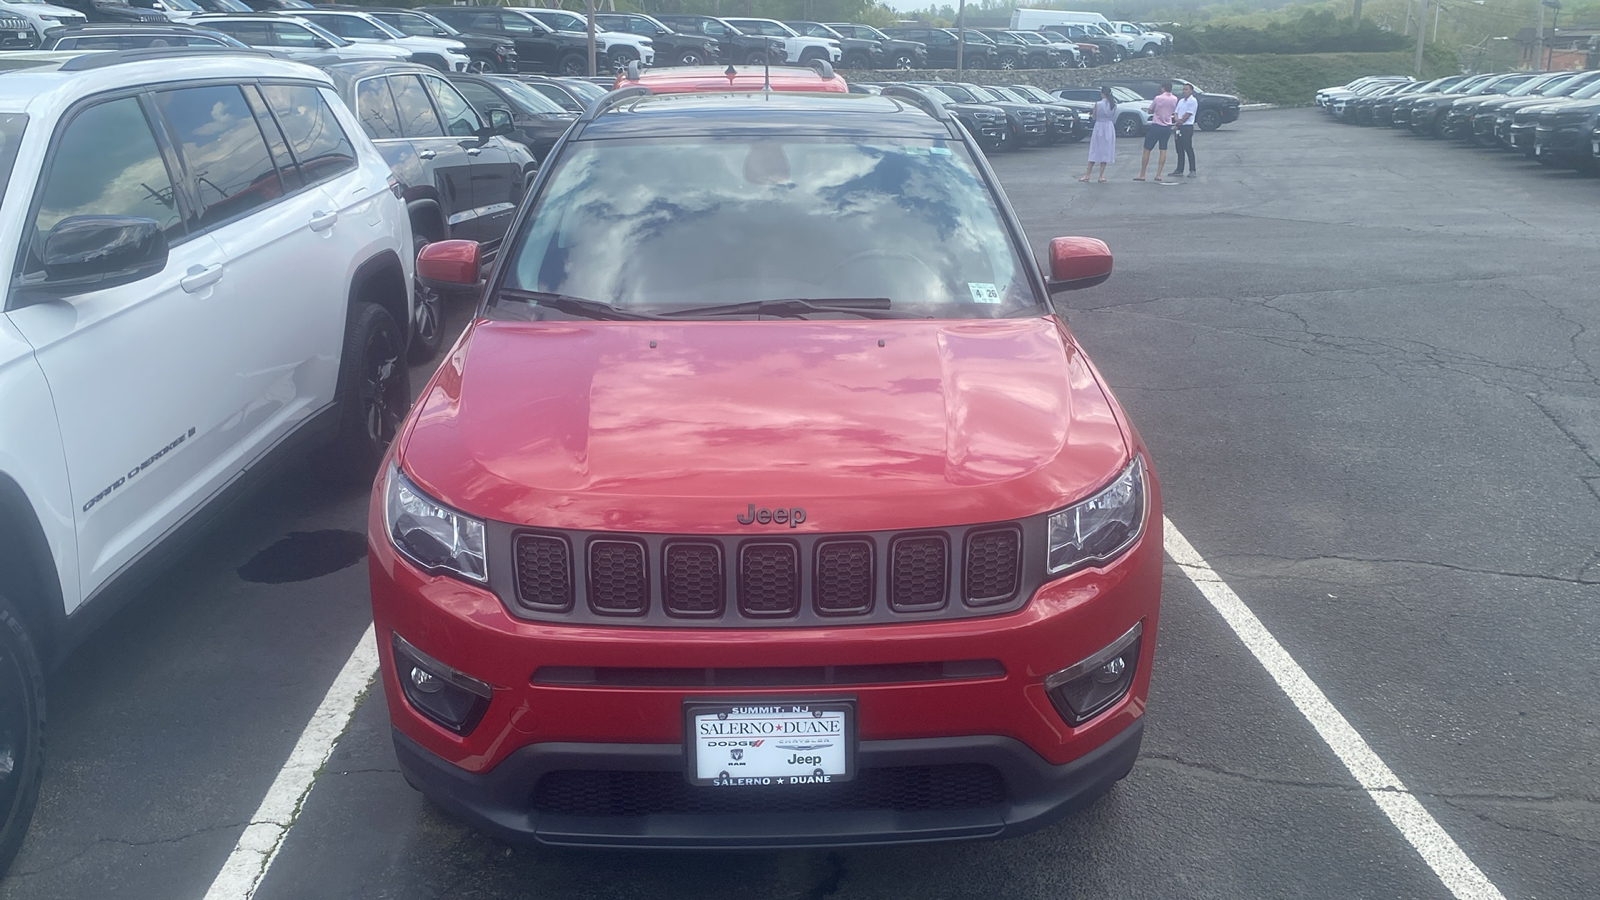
[
  {"x1": 516, "y1": 7, "x2": 654, "y2": 70},
  {"x1": 723, "y1": 16, "x2": 840, "y2": 65},
  {"x1": 0, "y1": 0, "x2": 85, "y2": 45},
  {"x1": 292, "y1": 8, "x2": 471, "y2": 72},
  {"x1": 0, "y1": 49, "x2": 414, "y2": 875}
]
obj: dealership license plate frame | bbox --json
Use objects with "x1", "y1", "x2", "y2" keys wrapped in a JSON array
[{"x1": 683, "y1": 699, "x2": 857, "y2": 787}]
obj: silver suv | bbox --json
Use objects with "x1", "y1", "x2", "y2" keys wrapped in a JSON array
[{"x1": 0, "y1": 48, "x2": 414, "y2": 875}]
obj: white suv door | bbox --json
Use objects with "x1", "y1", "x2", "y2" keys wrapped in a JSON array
[{"x1": 6, "y1": 95, "x2": 238, "y2": 603}]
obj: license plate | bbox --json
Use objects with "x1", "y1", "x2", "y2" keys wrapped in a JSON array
[
  {"x1": 14, "y1": 32, "x2": 27, "y2": 39},
  {"x1": 685, "y1": 701, "x2": 854, "y2": 787}
]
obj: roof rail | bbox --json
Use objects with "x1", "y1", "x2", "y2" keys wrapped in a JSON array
[
  {"x1": 577, "y1": 85, "x2": 652, "y2": 122},
  {"x1": 58, "y1": 46, "x2": 280, "y2": 72}
]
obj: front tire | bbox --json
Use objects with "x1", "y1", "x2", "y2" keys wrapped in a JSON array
[
  {"x1": 746, "y1": 49, "x2": 769, "y2": 65},
  {"x1": 675, "y1": 49, "x2": 704, "y2": 67},
  {"x1": 0, "y1": 592, "x2": 45, "y2": 879},
  {"x1": 557, "y1": 52, "x2": 587, "y2": 77},
  {"x1": 607, "y1": 49, "x2": 638, "y2": 75},
  {"x1": 1116, "y1": 113, "x2": 1142, "y2": 137},
  {"x1": 407, "y1": 236, "x2": 444, "y2": 364},
  {"x1": 998, "y1": 54, "x2": 1016, "y2": 71},
  {"x1": 1197, "y1": 108, "x2": 1222, "y2": 131},
  {"x1": 330, "y1": 303, "x2": 411, "y2": 484},
  {"x1": 842, "y1": 51, "x2": 870, "y2": 69},
  {"x1": 893, "y1": 52, "x2": 916, "y2": 69},
  {"x1": 965, "y1": 53, "x2": 988, "y2": 70}
]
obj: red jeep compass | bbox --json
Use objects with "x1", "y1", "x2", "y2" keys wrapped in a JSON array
[{"x1": 370, "y1": 88, "x2": 1162, "y2": 848}]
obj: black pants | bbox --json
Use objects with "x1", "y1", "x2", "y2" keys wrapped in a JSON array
[{"x1": 1173, "y1": 125, "x2": 1196, "y2": 173}]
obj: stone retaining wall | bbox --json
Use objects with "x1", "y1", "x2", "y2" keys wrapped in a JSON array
[{"x1": 856, "y1": 55, "x2": 1240, "y2": 98}]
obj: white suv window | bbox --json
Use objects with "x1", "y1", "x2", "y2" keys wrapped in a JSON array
[
  {"x1": 258, "y1": 84, "x2": 358, "y2": 189},
  {"x1": 30, "y1": 98, "x2": 184, "y2": 263},
  {"x1": 153, "y1": 85, "x2": 282, "y2": 229}
]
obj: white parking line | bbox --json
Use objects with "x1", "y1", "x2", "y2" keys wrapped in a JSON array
[
  {"x1": 201, "y1": 624, "x2": 378, "y2": 900},
  {"x1": 1163, "y1": 517, "x2": 1506, "y2": 900}
]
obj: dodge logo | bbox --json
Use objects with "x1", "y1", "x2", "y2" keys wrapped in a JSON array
[{"x1": 737, "y1": 503, "x2": 806, "y2": 527}]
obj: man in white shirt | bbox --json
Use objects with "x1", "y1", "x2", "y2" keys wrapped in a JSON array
[{"x1": 1170, "y1": 83, "x2": 1199, "y2": 177}]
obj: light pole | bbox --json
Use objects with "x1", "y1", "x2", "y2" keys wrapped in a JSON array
[
  {"x1": 586, "y1": 0, "x2": 597, "y2": 77},
  {"x1": 1413, "y1": 0, "x2": 1427, "y2": 75},
  {"x1": 955, "y1": 0, "x2": 965, "y2": 76}
]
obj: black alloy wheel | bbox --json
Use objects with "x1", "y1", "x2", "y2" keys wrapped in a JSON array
[
  {"x1": 0, "y1": 593, "x2": 44, "y2": 878},
  {"x1": 558, "y1": 53, "x2": 587, "y2": 77},
  {"x1": 407, "y1": 236, "x2": 444, "y2": 364},
  {"x1": 330, "y1": 303, "x2": 411, "y2": 482},
  {"x1": 1197, "y1": 107, "x2": 1222, "y2": 131},
  {"x1": 1115, "y1": 113, "x2": 1142, "y2": 137},
  {"x1": 677, "y1": 49, "x2": 703, "y2": 66}
]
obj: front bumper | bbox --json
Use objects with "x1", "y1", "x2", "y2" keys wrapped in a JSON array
[
  {"x1": 394, "y1": 719, "x2": 1144, "y2": 848},
  {"x1": 1534, "y1": 125, "x2": 1589, "y2": 161},
  {"x1": 368, "y1": 468, "x2": 1163, "y2": 847}
]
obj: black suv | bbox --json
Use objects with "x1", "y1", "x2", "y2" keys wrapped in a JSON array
[
  {"x1": 422, "y1": 5, "x2": 590, "y2": 76},
  {"x1": 1101, "y1": 78, "x2": 1241, "y2": 131},
  {"x1": 594, "y1": 12, "x2": 719, "y2": 67},
  {"x1": 447, "y1": 72, "x2": 576, "y2": 160},
  {"x1": 975, "y1": 28, "x2": 1061, "y2": 69},
  {"x1": 876, "y1": 82, "x2": 1008, "y2": 150},
  {"x1": 46, "y1": 0, "x2": 163, "y2": 24},
  {"x1": 654, "y1": 14, "x2": 781, "y2": 65},
  {"x1": 321, "y1": 60, "x2": 537, "y2": 359},
  {"x1": 824, "y1": 22, "x2": 925, "y2": 69},
  {"x1": 350, "y1": 7, "x2": 518, "y2": 74},
  {"x1": 883, "y1": 26, "x2": 991, "y2": 69}
]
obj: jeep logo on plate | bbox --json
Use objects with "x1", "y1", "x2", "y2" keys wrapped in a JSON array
[{"x1": 737, "y1": 504, "x2": 806, "y2": 527}]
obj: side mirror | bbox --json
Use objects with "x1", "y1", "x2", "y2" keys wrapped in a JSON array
[
  {"x1": 479, "y1": 107, "x2": 513, "y2": 137},
  {"x1": 416, "y1": 239, "x2": 481, "y2": 291},
  {"x1": 1045, "y1": 236, "x2": 1112, "y2": 293},
  {"x1": 38, "y1": 215, "x2": 168, "y2": 297}
]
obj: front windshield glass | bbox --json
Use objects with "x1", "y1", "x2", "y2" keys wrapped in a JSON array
[
  {"x1": 302, "y1": 21, "x2": 348, "y2": 46},
  {"x1": 542, "y1": 12, "x2": 584, "y2": 33},
  {"x1": 500, "y1": 137, "x2": 1040, "y2": 319},
  {"x1": 208, "y1": 0, "x2": 249, "y2": 9},
  {"x1": 1568, "y1": 78, "x2": 1600, "y2": 100},
  {"x1": 164, "y1": 0, "x2": 203, "y2": 9},
  {"x1": 559, "y1": 79, "x2": 604, "y2": 101},
  {"x1": 490, "y1": 77, "x2": 567, "y2": 115},
  {"x1": 1014, "y1": 32, "x2": 1046, "y2": 44},
  {"x1": 1507, "y1": 74, "x2": 1562, "y2": 97},
  {"x1": 1110, "y1": 86, "x2": 1144, "y2": 103},
  {"x1": 383, "y1": 13, "x2": 454, "y2": 37}
]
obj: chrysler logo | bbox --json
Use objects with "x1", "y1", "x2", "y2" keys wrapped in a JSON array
[{"x1": 737, "y1": 504, "x2": 806, "y2": 528}]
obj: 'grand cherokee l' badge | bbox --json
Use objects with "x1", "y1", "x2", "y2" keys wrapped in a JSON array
[{"x1": 737, "y1": 504, "x2": 806, "y2": 527}]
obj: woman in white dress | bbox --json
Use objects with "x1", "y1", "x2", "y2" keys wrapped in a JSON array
[{"x1": 1080, "y1": 86, "x2": 1118, "y2": 183}]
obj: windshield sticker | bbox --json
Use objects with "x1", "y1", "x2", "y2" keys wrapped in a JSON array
[{"x1": 968, "y1": 282, "x2": 1001, "y2": 305}]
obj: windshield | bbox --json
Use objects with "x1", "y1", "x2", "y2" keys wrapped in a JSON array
[
  {"x1": 1014, "y1": 32, "x2": 1046, "y2": 44},
  {"x1": 1568, "y1": 78, "x2": 1600, "y2": 100},
  {"x1": 381, "y1": 12, "x2": 455, "y2": 37},
  {"x1": 1507, "y1": 74, "x2": 1563, "y2": 97},
  {"x1": 966, "y1": 85, "x2": 1008, "y2": 103},
  {"x1": 0, "y1": 114, "x2": 24, "y2": 207},
  {"x1": 164, "y1": 0, "x2": 203, "y2": 9},
  {"x1": 500, "y1": 137, "x2": 1040, "y2": 319},
  {"x1": 559, "y1": 79, "x2": 605, "y2": 101},
  {"x1": 490, "y1": 77, "x2": 568, "y2": 115},
  {"x1": 207, "y1": 0, "x2": 249, "y2": 9},
  {"x1": 1110, "y1": 86, "x2": 1144, "y2": 104},
  {"x1": 541, "y1": 12, "x2": 585, "y2": 33},
  {"x1": 302, "y1": 21, "x2": 348, "y2": 46},
  {"x1": 928, "y1": 84, "x2": 976, "y2": 103},
  {"x1": 1011, "y1": 85, "x2": 1052, "y2": 102}
]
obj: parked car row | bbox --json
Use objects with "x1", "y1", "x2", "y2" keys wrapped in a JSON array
[
  {"x1": 1321, "y1": 70, "x2": 1600, "y2": 171},
  {"x1": 851, "y1": 80, "x2": 1085, "y2": 151}
]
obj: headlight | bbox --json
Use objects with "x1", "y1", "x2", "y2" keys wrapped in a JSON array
[
  {"x1": 1047, "y1": 456, "x2": 1146, "y2": 574},
  {"x1": 384, "y1": 464, "x2": 487, "y2": 582}
]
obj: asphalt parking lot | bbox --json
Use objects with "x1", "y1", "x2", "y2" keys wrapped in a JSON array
[{"x1": 2, "y1": 106, "x2": 1597, "y2": 900}]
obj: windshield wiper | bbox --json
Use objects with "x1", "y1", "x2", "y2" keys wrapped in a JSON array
[
  {"x1": 660, "y1": 298, "x2": 924, "y2": 319},
  {"x1": 498, "y1": 289, "x2": 666, "y2": 321}
]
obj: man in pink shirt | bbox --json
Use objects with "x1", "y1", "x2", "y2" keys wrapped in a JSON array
[{"x1": 1135, "y1": 81, "x2": 1179, "y2": 182}]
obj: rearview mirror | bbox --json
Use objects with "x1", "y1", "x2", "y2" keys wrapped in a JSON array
[
  {"x1": 479, "y1": 107, "x2": 513, "y2": 137},
  {"x1": 38, "y1": 215, "x2": 168, "y2": 297},
  {"x1": 1045, "y1": 236, "x2": 1112, "y2": 293},
  {"x1": 416, "y1": 239, "x2": 481, "y2": 290}
]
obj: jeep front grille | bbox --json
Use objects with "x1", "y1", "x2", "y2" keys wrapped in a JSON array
[{"x1": 492, "y1": 514, "x2": 1052, "y2": 628}]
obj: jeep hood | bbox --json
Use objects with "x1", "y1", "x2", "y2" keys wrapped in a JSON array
[{"x1": 400, "y1": 317, "x2": 1131, "y2": 533}]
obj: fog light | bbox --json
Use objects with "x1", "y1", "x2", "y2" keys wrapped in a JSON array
[
  {"x1": 392, "y1": 633, "x2": 493, "y2": 735},
  {"x1": 1045, "y1": 621, "x2": 1142, "y2": 726}
]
